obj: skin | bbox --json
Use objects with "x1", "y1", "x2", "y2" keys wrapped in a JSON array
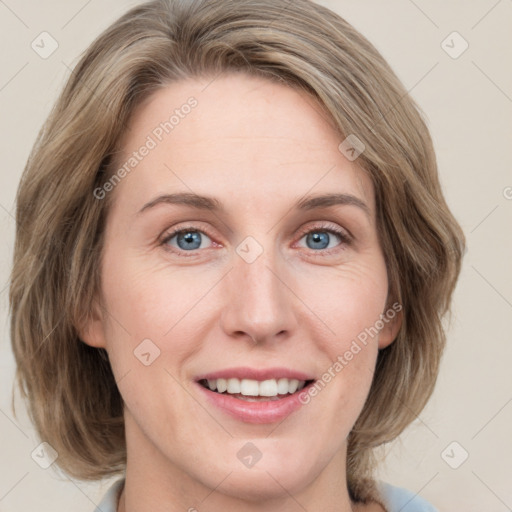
[{"x1": 80, "y1": 73, "x2": 402, "y2": 512}]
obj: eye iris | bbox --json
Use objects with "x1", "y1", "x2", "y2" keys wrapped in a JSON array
[
  {"x1": 177, "y1": 231, "x2": 202, "y2": 250},
  {"x1": 307, "y1": 231, "x2": 330, "y2": 250}
]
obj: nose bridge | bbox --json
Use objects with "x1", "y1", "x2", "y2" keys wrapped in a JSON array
[{"x1": 220, "y1": 238, "x2": 296, "y2": 343}]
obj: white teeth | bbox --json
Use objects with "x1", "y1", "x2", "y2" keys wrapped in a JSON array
[
  {"x1": 259, "y1": 379, "x2": 278, "y2": 396},
  {"x1": 240, "y1": 379, "x2": 259, "y2": 396},
  {"x1": 277, "y1": 378, "x2": 289, "y2": 395},
  {"x1": 203, "y1": 377, "x2": 307, "y2": 397},
  {"x1": 216, "y1": 378, "x2": 227, "y2": 393},
  {"x1": 289, "y1": 379, "x2": 299, "y2": 393},
  {"x1": 227, "y1": 378, "x2": 241, "y2": 394}
]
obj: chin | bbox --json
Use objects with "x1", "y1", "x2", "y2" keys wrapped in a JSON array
[
  {"x1": 208, "y1": 465, "x2": 311, "y2": 503},
  {"x1": 194, "y1": 439, "x2": 329, "y2": 502}
]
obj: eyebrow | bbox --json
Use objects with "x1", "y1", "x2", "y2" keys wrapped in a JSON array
[{"x1": 138, "y1": 192, "x2": 370, "y2": 218}]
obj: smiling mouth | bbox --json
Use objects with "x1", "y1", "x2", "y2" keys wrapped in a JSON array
[{"x1": 198, "y1": 377, "x2": 315, "y2": 401}]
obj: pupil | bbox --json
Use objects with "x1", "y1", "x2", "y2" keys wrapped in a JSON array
[
  {"x1": 178, "y1": 231, "x2": 201, "y2": 250},
  {"x1": 308, "y1": 232, "x2": 329, "y2": 250}
]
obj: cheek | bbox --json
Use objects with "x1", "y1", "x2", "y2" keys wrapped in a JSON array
[
  {"x1": 98, "y1": 258, "x2": 203, "y2": 430},
  {"x1": 101, "y1": 253, "x2": 208, "y2": 341},
  {"x1": 98, "y1": 250, "x2": 215, "y2": 398},
  {"x1": 297, "y1": 258, "x2": 387, "y2": 408},
  {"x1": 299, "y1": 257, "x2": 389, "y2": 348}
]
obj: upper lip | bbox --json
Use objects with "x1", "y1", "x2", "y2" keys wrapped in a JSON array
[{"x1": 195, "y1": 367, "x2": 315, "y2": 382}]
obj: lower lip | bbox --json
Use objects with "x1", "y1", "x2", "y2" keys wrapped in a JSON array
[{"x1": 196, "y1": 382, "x2": 313, "y2": 424}]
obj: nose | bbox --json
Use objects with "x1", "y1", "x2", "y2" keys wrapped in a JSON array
[{"x1": 219, "y1": 245, "x2": 298, "y2": 346}]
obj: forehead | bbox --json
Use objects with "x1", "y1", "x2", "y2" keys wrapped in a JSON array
[{"x1": 109, "y1": 73, "x2": 374, "y2": 216}]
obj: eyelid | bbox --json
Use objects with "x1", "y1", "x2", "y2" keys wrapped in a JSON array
[
  {"x1": 160, "y1": 223, "x2": 218, "y2": 251},
  {"x1": 292, "y1": 221, "x2": 352, "y2": 256},
  {"x1": 294, "y1": 221, "x2": 352, "y2": 244}
]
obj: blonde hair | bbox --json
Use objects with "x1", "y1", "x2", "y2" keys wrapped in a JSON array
[{"x1": 10, "y1": 0, "x2": 465, "y2": 503}]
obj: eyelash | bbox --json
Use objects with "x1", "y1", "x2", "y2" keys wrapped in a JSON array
[{"x1": 160, "y1": 222, "x2": 352, "y2": 257}]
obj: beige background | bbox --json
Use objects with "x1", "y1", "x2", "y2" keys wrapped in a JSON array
[{"x1": 1, "y1": 1, "x2": 511, "y2": 510}]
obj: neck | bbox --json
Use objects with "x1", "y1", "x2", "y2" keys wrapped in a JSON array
[{"x1": 117, "y1": 411, "x2": 361, "y2": 512}]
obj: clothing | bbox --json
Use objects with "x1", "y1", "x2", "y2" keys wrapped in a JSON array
[
  {"x1": 95, "y1": 478, "x2": 439, "y2": 512},
  {"x1": 377, "y1": 481, "x2": 439, "y2": 512}
]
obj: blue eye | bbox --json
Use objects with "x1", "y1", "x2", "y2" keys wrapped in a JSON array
[
  {"x1": 306, "y1": 230, "x2": 340, "y2": 250},
  {"x1": 163, "y1": 229, "x2": 212, "y2": 251},
  {"x1": 298, "y1": 229, "x2": 346, "y2": 251}
]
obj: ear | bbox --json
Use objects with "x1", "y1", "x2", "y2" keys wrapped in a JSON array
[
  {"x1": 76, "y1": 297, "x2": 108, "y2": 349},
  {"x1": 377, "y1": 304, "x2": 403, "y2": 349}
]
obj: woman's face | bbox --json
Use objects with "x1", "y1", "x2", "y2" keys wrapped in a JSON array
[{"x1": 83, "y1": 73, "x2": 401, "y2": 503}]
